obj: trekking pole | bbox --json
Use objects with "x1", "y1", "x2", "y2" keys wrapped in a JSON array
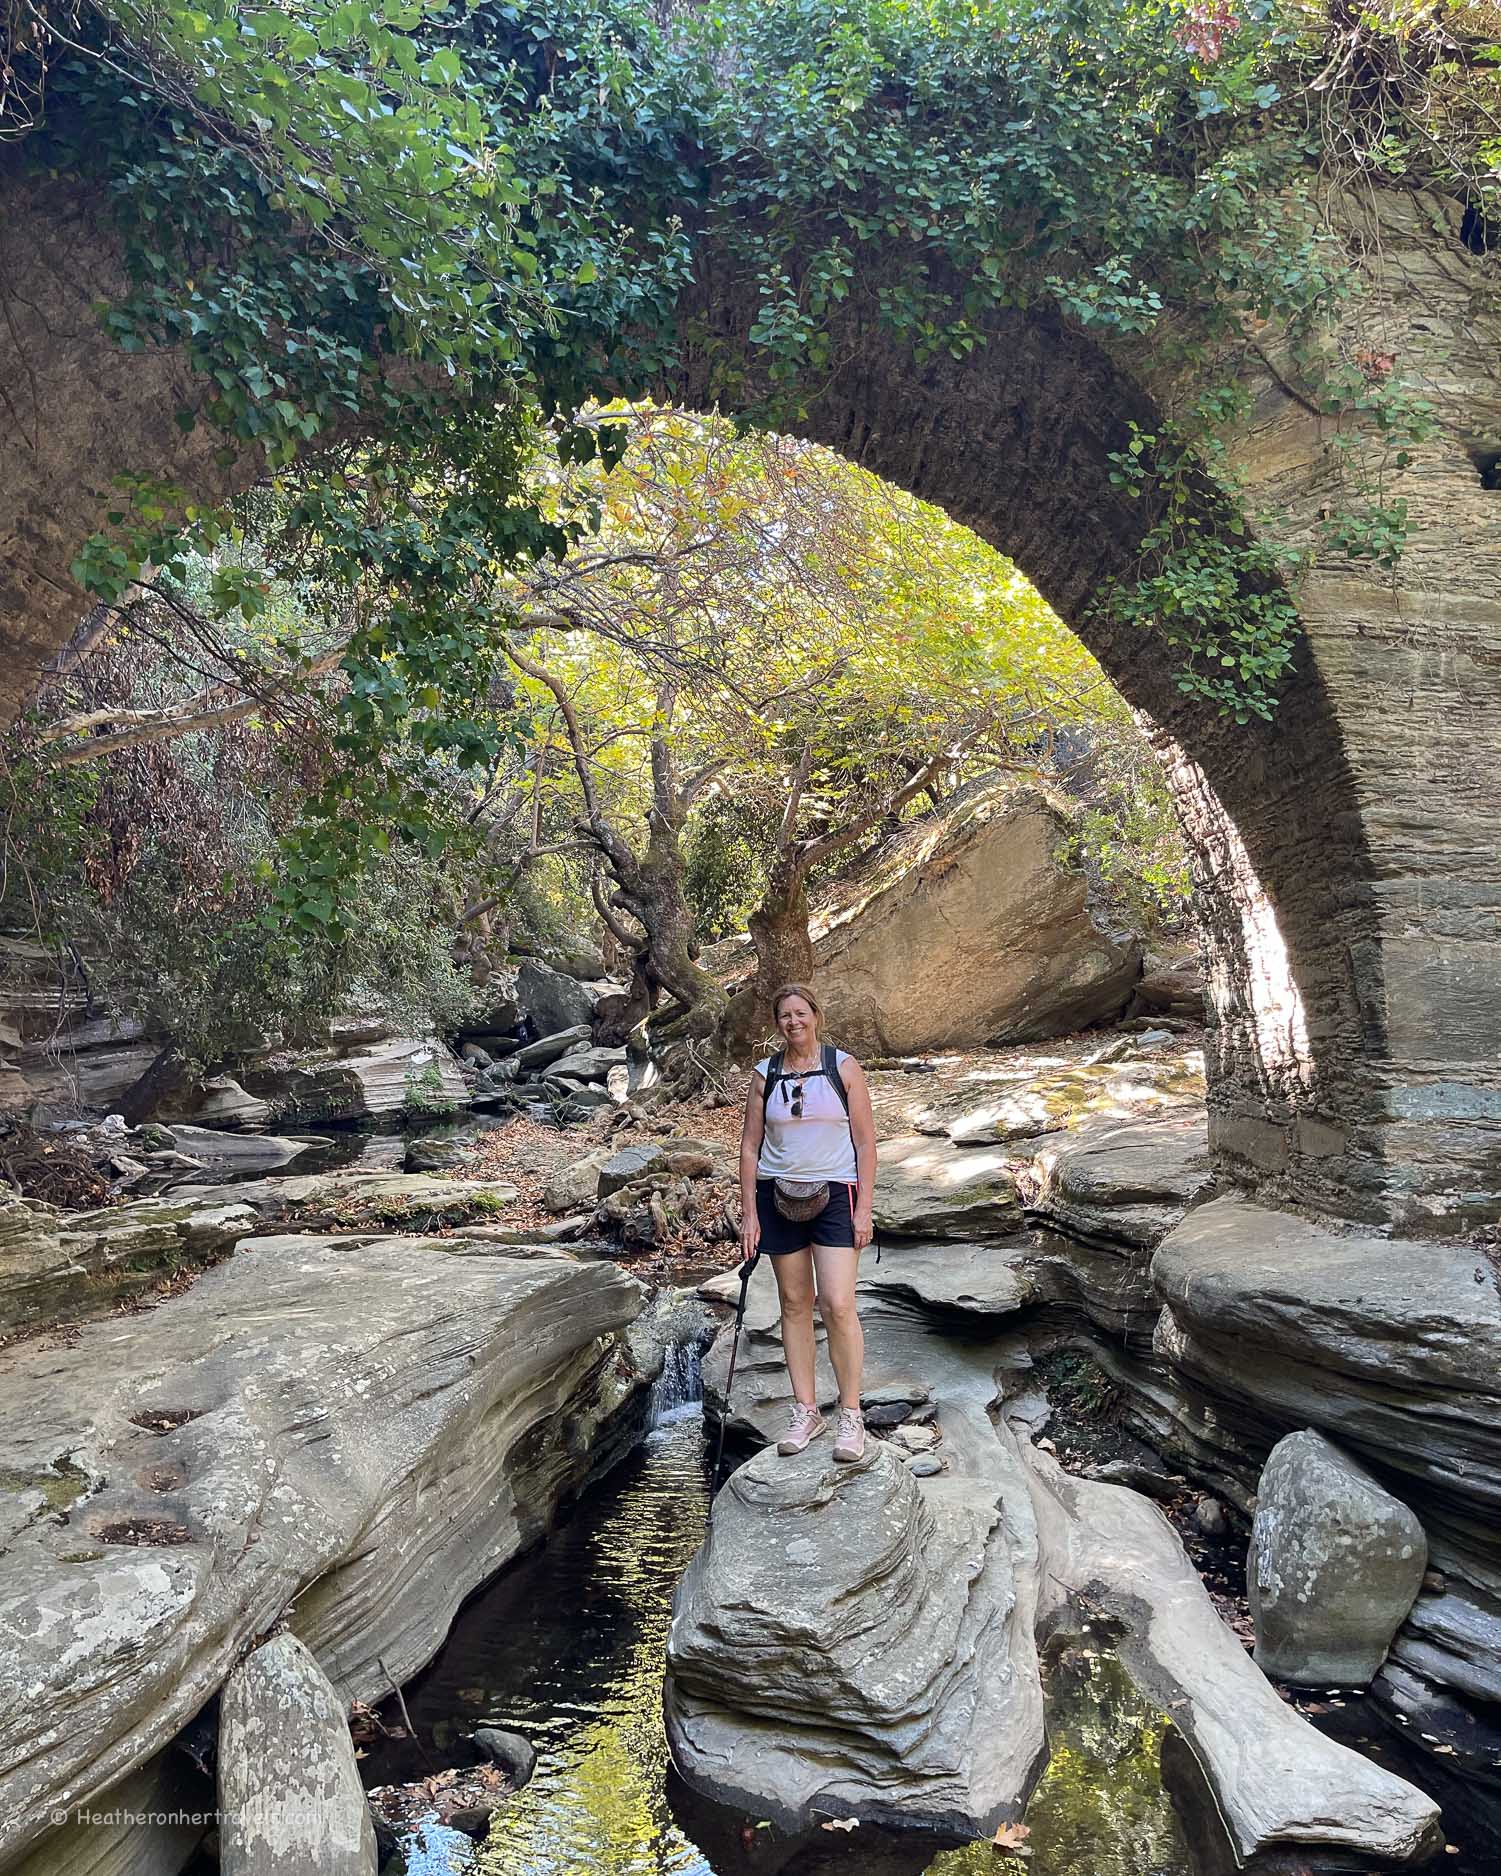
[{"x1": 709, "y1": 1251, "x2": 759, "y2": 1506}]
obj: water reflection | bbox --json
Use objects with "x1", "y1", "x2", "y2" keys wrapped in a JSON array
[
  {"x1": 369, "y1": 1416, "x2": 1204, "y2": 1876},
  {"x1": 925, "y1": 1645, "x2": 1188, "y2": 1876}
]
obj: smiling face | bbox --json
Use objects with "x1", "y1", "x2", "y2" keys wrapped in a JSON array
[{"x1": 774, "y1": 992, "x2": 819, "y2": 1054}]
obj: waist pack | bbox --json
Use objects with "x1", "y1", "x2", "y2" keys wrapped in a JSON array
[{"x1": 772, "y1": 1176, "x2": 829, "y2": 1222}]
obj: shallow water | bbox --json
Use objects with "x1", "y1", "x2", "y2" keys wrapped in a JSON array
[{"x1": 367, "y1": 1409, "x2": 1202, "y2": 1876}]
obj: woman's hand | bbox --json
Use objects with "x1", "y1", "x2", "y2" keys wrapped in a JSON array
[
  {"x1": 853, "y1": 1204, "x2": 873, "y2": 1252},
  {"x1": 739, "y1": 1210, "x2": 761, "y2": 1263}
]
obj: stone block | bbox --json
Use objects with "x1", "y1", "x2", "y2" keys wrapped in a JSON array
[{"x1": 1250, "y1": 1430, "x2": 1427, "y2": 1687}]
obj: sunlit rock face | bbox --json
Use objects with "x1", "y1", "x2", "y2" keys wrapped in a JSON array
[{"x1": 812, "y1": 786, "x2": 1140, "y2": 1056}]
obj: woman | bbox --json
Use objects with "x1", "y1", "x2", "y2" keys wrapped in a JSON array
[{"x1": 738, "y1": 983, "x2": 877, "y2": 1463}]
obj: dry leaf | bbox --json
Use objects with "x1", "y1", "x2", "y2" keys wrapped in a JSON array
[
  {"x1": 993, "y1": 1820, "x2": 1032, "y2": 1855},
  {"x1": 818, "y1": 1816, "x2": 859, "y2": 1832}
]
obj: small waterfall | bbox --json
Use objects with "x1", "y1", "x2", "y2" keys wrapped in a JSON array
[{"x1": 647, "y1": 1338, "x2": 704, "y2": 1430}]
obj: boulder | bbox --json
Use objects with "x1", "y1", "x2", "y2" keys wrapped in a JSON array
[
  {"x1": 514, "y1": 1026, "x2": 592, "y2": 1073},
  {"x1": 665, "y1": 1442, "x2": 1046, "y2": 1835},
  {"x1": 1025, "y1": 1115, "x2": 1214, "y2": 1249},
  {"x1": 471, "y1": 1727, "x2": 537, "y2": 1787},
  {"x1": 0, "y1": 1233, "x2": 643, "y2": 1872},
  {"x1": 1083, "y1": 1459, "x2": 1183, "y2": 1500},
  {"x1": 1134, "y1": 953, "x2": 1206, "y2": 1021},
  {"x1": 811, "y1": 785, "x2": 1140, "y2": 1055},
  {"x1": 598, "y1": 1143, "x2": 667, "y2": 1198},
  {"x1": 403, "y1": 1128, "x2": 473, "y2": 1173},
  {"x1": 164, "y1": 1125, "x2": 310, "y2": 1172},
  {"x1": 218, "y1": 1634, "x2": 377, "y2": 1876},
  {"x1": 538, "y1": 1080, "x2": 614, "y2": 1111},
  {"x1": 463, "y1": 969, "x2": 523, "y2": 1038},
  {"x1": 542, "y1": 1147, "x2": 616, "y2": 1214},
  {"x1": 872, "y1": 1136, "x2": 1023, "y2": 1239},
  {"x1": 549, "y1": 1044, "x2": 626, "y2": 1083},
  {"x1": 515, "y1": 960, "x2": 594, "y2": 1037},
  {"x1": 0, "y1": 1189, "x2": 254, "y2": 1335},
  {"x1": 1249, "y1": 1430, "x2": 1427, "y2": 1687}
]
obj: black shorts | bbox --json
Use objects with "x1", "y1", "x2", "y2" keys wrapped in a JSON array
[{"x1": 755, "y1": 1178, "x2": 858, "y2": 1255}]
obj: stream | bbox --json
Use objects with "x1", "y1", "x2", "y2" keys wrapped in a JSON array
[{"x1": 364, "y1": 1355, "x2": 1204, "y2": 1876}]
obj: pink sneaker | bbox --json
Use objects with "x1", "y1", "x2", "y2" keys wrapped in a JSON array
[
  {"x1": 777, "y1": 1402, "x2": 826, "y2": 1455},
  {"x1": 832, "y1": 1407, "x2": 866, "y2": 1463}
]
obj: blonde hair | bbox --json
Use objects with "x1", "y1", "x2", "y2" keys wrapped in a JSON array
[{"x1": 771, "y1": 982, "x2": 824, "y2": 1033}]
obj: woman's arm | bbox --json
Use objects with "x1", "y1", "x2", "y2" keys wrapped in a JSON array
[
  {"x1": 738, "y1": 1072, "x2": 767, "y2": 1262},
  {"x1": 841, "y1": 1057, "x2": 877, "y2": 1251}
]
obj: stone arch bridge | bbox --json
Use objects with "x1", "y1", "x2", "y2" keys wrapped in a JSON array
[{"x1": 2, "y1": 161, "x2": 1498, "y2": 1236}]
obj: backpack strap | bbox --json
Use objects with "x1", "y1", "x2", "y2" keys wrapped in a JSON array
[
  {"x1": 761, "y1": 1049, "x2": 786, "y2": 1113},
  {"x1": 822, "y1": 1041, "x2": 850, "y2": 1114}
]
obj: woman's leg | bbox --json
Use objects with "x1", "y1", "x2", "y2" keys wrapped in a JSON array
[
  {"x1": 769, "y1": 1248, "x2": 818, "y2": 1404},
  {"x1": 812, "y1": 1243, "x2": 864, "y2": 1410}
]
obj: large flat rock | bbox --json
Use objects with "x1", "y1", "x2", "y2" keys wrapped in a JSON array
[
  {"x1": 0, "y1": 1235, "x2": 643, "y2": 1874},
  {"x1": 873, "y1": 1135, "x2": 1024, "y2": 1239},
  {"x1": 1025, "y1": 1114, "x2": 1214, "y2": 1249},
  {"x1": 171, "y1": 1168, "x2": 521, "y2": 1228}
]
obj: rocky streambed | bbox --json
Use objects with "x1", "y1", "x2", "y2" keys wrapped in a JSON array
[{"x1": 2, "y1": 1026, "x2": 1498, "y2": 1875}]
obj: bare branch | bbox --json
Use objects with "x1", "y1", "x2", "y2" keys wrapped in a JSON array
[{"x1": 36, "y1": 647, "x2": 345, "y2": 767}]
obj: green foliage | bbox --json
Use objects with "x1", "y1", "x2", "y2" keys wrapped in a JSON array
[
  {"x1": 1103, "y1": 419, "x2": 1303, "y2": 721},
  {"x1": 0, "y1": 728, "x2": 480, "y2": 1072},
  {"x1": 683, "y1": 796, "x2": 772, "y2": 944},
  {"x1": 402, "y1": 1058, "x2": 461, "y2": 1118},
  {"x1": 1056, "y1": 762, "x2": 1193, "y2": 941},
  {"x1": 8, "y1": 0, "x2": 1491, "y2": 940}
]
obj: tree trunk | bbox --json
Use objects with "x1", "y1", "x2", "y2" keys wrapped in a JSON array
[{"x1": 724, "y1": 852, "x2": 815, "y2": 1056}]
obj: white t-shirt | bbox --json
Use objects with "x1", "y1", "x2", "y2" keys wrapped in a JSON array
[{"x1": 755, "y1": 1050, "x2": 858, "y2": 1182}]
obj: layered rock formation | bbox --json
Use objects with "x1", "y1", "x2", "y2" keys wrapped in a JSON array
[
  {"x1": 0, "y1": 1235, "x2": 645, "y2": 1875},
  {"x1": 241, "y1": 1030, "x2": 468, "y2": 1126},
  {"x1": 0, "y1": 1188, "x2": 254, "y2": 1334},
  {"x1": 680, "y1": 1264, "x2": 1441, "y2": 1865},
  {"x1": 0, "y1": 937, "x2": 158, "y2": 1117},
  {"x1": 812, "y1": 786, "x2": 1140, "y2": 1055},
  {"x1": 666, "y1": 1441, "x2": 1045, "y2": 1835}
]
